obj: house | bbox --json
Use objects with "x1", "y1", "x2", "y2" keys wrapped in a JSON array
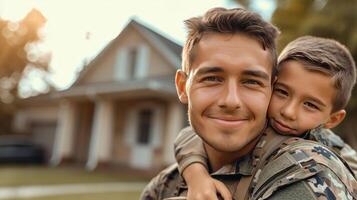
[{"x1": 13, "y1": 19, "x2": 188, "y2": 171}]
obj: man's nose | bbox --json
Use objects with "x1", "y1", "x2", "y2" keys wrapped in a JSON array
[
  {"x1": 218, "y1": 79, "x2": 241, "y2": 111},
  {"x1": 280, "y1": 101, "x2": 297, "y2": 121}
]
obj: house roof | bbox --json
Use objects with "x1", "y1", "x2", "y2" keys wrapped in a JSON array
[
  {"x1": 73, "y1": 18, "x2": 182, "y2": 87},
  {"x1": 53, "y1": 75, "x2": 177, "y2": 100},
  {"x1": 19, "y1": 19, "x2": 183, "y2": 103},
  {"x1": 130, "y1": 20, "x2": 182, "y2": 58}
]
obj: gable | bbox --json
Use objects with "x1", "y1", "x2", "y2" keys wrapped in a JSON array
[{"x1": 75, "y1": 21, "x2": 181, "y2": 86}]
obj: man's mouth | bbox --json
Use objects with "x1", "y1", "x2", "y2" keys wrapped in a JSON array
[
  {"x1": 271, "y1": 119, "x2": 299, "y2": 135},
  {"x1": 207, "y1": 115, "x2": 247, "y2": 128}
]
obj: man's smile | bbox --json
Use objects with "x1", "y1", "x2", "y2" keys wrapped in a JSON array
[{"x1": 206, "y1": 114, "x2": 248, "y2": 128}]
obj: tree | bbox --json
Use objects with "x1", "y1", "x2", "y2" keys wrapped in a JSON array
[{"x1": 0, "y1": 9, "x2": 51, "y2": 133}]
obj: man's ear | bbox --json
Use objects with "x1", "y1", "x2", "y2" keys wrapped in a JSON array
[
  {"x1": 324, "y1": 109, "x2": 346, "y2": 129},
  {"x1": 175, "y1": 70, "x2": 188, "y2": 104}
]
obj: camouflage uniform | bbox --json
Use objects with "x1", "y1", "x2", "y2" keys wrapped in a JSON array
[
  {"x1": 307, "y1": 127, "x2": 357, "y2": 174},
  {"x1": 140, "y1": 126, "x2": 357, "y2": 200}
]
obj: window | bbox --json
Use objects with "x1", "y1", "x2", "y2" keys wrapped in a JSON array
[
  {"x1": 128, "y1": 47, "x2": 138, "y2": 78},
  {"x1": 136, "y1": 109, "x2": 153, "y2": 144},
  {"x1": 115, "y1": 45, "x2": 149, "y2": 80}
]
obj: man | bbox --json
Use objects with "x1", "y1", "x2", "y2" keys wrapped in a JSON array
[{"x1": 141, "y1": 7, "x2": 357, "y2": 200}]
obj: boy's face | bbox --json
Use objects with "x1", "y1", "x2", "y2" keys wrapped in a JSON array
[
  {"x1": 268, "y1": 60, "x2": 338, "y2": 135},
  {"x1": 176, "y1": 33, "x2": 272, "y2": 154}
]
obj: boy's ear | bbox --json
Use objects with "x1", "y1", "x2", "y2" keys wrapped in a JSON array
[
  {"x1": 175, "y1": 70, "x2": 188, "y2": 104},
  {"x1": 324, "y1": 109, "x2": 346, "y2": 129}
]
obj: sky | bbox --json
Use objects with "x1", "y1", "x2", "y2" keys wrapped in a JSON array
[{"x1": 0, "y1": 0, "x2": 275, "y2": 97}]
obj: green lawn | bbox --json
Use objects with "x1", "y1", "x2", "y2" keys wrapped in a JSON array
[
  {"x1": 0, "y1": 165, "x2": 149, "y2": 187},
  {"x1": 0, "y1": 165, "x2": 149, "y2": 200},
  {"x1": 8, "y1": 191, "x2": 141, "y2": 200}
]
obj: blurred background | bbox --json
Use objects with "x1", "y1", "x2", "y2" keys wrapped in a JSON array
[{"x1": 0, "y1": 0, "x2": 356, "y2": 199}]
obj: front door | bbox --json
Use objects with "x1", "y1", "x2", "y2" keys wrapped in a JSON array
[{"x1": 129, "y1": 109, "x2": 154, "y2": 169}]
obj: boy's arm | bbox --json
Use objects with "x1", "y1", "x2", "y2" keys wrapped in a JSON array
[
  {"x1": 174, "y1": 127, "x2": 232, "y2": 200},
  {"x1": 174, "y1": 126, "x2": 208, "y2": 173}
]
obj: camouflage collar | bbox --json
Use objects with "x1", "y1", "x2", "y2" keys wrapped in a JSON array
[
  {"x1": 210, "y1": 122, "x2": 270, "y2": 178},
  {"x1": 307, "y1": 126, "x2": 345, "y2": 149},
  {"x1": 211, "y1": 154, "x2": 254, "y2": 178}
]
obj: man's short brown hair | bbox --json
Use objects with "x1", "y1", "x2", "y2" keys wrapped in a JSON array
[
  {"x1": 278, "y1": 36, "x2": 357, "y2": 112},
  {"x1": 182, "y1": 7, "x2": 280, "y2": 75}
]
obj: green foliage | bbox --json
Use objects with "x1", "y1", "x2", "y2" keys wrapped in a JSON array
[{"x1": 0, "y1": 9, "x2": 50, "y2": 104}]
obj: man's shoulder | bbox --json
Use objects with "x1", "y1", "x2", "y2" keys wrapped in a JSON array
[
  {"x1": 140, "y1": 164, "x2": 182, "y2": 200},
  {"x1": 253, "y1": 138, "x2": 357, "y2": 199}
]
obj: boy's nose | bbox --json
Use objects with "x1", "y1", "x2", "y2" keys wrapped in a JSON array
[
  {"x1": 280, "y1": 102, "x2": 297, "y2": 121},
  {"x1": 218, "y1": 80, "x2": 241, "y2": 111}
]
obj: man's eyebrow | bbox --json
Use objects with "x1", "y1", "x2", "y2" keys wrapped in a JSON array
[
  {"x1": 242, "y1": 69, "x2": 270, "y2": 81},
  {"x1": 195, "y1": 66, "x2": 223, "y2": 76}
]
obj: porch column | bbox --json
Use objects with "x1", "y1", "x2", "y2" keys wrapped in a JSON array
[
  {"x1": 86, "y1": 99, "x2": 114, "y2": 170},
  {"x1": 164, "y1": 101, "x2": 184, "y2": 165},
  {"x1": 50, "y1": 100, "x2": 76, "y2": 165},
  {"x1": 13, "y1": 111, "x2": 27, "y2": 133}
]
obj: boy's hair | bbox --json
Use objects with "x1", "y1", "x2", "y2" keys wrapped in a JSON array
[
  {"x1": 278, "y1": 36, "x2": 356, "y2": 112},
  {"x1": 182, "y1": 7, "x2": 280, "y2": 75}
]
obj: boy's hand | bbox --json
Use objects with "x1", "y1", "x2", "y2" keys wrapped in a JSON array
[{"x1": 183, "y1": 163, "x2": 232, "y2": 200}]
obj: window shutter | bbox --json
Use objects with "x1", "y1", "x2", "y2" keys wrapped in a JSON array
[
  {"x1": 114, "y1": 48, "x2": 128, "y2": 81},
  {"x1": 134, "y1": 45, "x2": 149, "y2": 78}
]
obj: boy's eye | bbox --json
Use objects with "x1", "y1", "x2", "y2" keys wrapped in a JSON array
[
  {"x1": 274, "y1": 88, "x2": 288, "y2": 97},
  {"x1": 304, "y1": 102, "x2": 319, "y2": 110}
]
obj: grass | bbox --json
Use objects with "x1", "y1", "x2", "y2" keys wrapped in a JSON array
[
  {"x1": 0, "y1": 165, "x2": 149, "y2": 187},
  {"x1": 7, "y1": 191, "x2": 141, "y2": 200},
  {"x1": 0, "y1": 165, "x2": 149, "y2": 199}
]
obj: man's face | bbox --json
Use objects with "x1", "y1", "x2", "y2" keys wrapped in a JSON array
[{"x1": 176, "y1": 33, "x2": 273, "y2": 154}]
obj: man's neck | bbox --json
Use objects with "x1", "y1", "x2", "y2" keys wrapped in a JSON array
[{"x1": 204, "y1": 136, "x2": 261, "y2": 172}]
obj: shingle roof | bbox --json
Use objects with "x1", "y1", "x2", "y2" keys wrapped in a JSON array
[
  {"x1": 73, "y1": 18, "x2": 183, "y2": 87},
  {"x1": 130, "y1": 19, "x2": 183, "y2": 58}
]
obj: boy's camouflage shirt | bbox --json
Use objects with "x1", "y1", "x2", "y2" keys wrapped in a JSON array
[
  {"x1": 140, "y1": 126, "x2": 357, "y2": 200},
  {"x1": 308, "y1": 127, "x2": 357, "y2": 173}
]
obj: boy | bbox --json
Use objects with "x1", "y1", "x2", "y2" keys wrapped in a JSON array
[{"x1": 174, "y1": 36, "x2": 357, "y2": 199}]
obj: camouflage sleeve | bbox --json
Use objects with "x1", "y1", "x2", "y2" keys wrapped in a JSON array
[
  {"x1": 140, "y1": 164, "x2": 178, "y2": 200},
  {"x1": 309, "y1": 128, "x2": 357, "y2": 175},
  {"x1": 323, "y1": 129, "x2": 357, "y2": 174},
  {"x1": 254, "y1": 140, "x2": 357, "y2": 200},
  {"x1": 294, "y1": 142, "x2": 357, "y2": 199},
  {"x1": 267, "y1": 166, "x2": 355, "y2": 200},
  {"x1": 305, "y1": 165, "x2": 355, "y2": 200},
  {"x1": 340, "y1": 143, "x2": 357, "y2": 174},
  {"x1": 174, "y1": 126, "x2": 208, "y2": 174},
  {"x1": 140, "y1": 172, "x2": 164, "y2": 200}
]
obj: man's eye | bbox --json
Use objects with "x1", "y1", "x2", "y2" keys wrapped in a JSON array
[
  {"x1": 242, "y1": 79, "x2": 262, "y2": 86},
  {"x1": 202, "y1": 76, "x2": 222, "y2": 82},
  {"x1": 274, "y1": 88, "x2": 288, "y2": 97},
  {"x1": 304, "y1": 102, "x2": 319, "y2": 110}
]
